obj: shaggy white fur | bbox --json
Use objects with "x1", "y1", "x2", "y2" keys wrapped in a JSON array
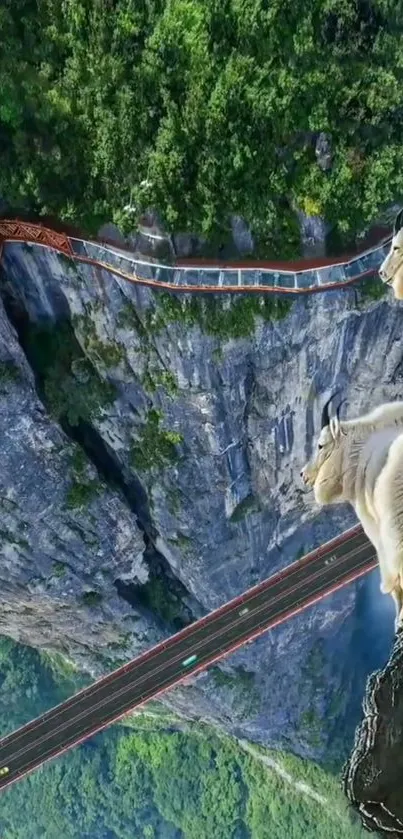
[
  {"x1": 379, "y1": 210, "x2": 403, "y2": 299},
  {"x1": 301, "y1": 400, "x2": 403, "y2": 630}
]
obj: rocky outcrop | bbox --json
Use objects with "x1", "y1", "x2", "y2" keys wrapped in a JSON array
[
  {"x1": 343, "y1": 630, "x2": 403, "y2": 836},
  {"x1": 315, "y1": 132, "x2": 333, "y2": 172},
  {"x1": 0, "y1": 287, "x2": 155, "y2": 676},
  {"x1": 122, "y1": 208, "x2": 255, "y2": 260},
  {"x1": 295, "y1": 209, "x2": 330, "y2": 258},
  {"x1": 0, "y1": 239, "x2": 398, "y2": 762}
]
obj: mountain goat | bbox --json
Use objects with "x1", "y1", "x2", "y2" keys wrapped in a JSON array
[
  {"x1": 379, "y1": 209, "x2": 403, "y2": 299},
  {"x1": 301, "y1": 395, "x2": 403, "y2": 630}
]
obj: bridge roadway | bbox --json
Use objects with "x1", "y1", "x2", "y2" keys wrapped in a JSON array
[{"x1": 0, "y1": 524, "x2": 377, "y2": 790}]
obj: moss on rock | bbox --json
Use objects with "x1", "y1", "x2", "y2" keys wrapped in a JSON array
[
  {"x1": 130, "y1": 409, "x2": 183, "y2": 471},
  {"x1": 146, "y1": 292, "x2": 292, "y2": 340}
]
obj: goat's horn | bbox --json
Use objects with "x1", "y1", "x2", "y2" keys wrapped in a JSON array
[
  {"x1": 394, "y1": 209, "x2": 403, "y2": 235},
  {"x1": 321, "y1": 390, "x2": 341, "y2": 428},
  {"x1": 335, "y1": 398, "x2": 346, "y2": 420},
  {"x1": 321, "y1": 396, "x2": 333, "y2": 429}
]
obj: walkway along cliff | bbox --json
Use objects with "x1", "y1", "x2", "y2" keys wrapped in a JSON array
[{"x1": 0, "y1": 218, "x2": 392, "y2": 295}]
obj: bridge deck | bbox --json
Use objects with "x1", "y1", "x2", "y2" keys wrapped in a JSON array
[{"x1": 0, "y1": 525, "x2": 376, "y2": 791}]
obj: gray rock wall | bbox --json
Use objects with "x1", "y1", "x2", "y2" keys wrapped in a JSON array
[
  {"x1": 0, "y1": 241, "x2": 399, "y2": 763},
  {"x1": 0, "y1": 281, "x2": 154, "y2": 676}
]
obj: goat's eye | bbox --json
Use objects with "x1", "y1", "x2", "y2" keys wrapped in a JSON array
[
  {"x1": 393, "y1": 246, "x2": 399, "y2": 252},
  {"x1": 318, "y1": 444, "x2": 323, "y2": 450}
]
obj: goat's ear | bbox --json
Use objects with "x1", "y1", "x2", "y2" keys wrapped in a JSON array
[
  {"x1": 394, "y1": 209, "x2": 403, "y2": 236},
  {"x1": 329, "y1": 416, "x2": 341, "y2": 440}
]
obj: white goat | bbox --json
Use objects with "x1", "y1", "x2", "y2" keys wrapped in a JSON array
[
  {"x1": 379, "y1": 209, "x2": 403, "y2": 299},
  {"x1": 301, "y1": 395, "x2": 403, "y2": 630}
]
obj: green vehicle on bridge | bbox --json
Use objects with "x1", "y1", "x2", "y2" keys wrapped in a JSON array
[{"x1": 181, "y1": 654, "x2": 198, "y2": 668}]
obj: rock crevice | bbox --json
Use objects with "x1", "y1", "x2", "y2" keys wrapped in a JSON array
[{"x1": 0, "y1": 265, "x2": 199, "y2": 633}]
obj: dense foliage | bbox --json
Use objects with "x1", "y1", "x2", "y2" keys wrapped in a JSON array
[
  {"x1": 0, "y1": 636, "x2": 88, "y2": 737},
  {"x1": 0, "y1": 635, "x2": 367, "y2": 838},
  {"x1": 0, "y1": 727, "x2": 369, "y2": 839},
  {"x1": 1, "y1": 0, "x2": 403, "y2": 254}
]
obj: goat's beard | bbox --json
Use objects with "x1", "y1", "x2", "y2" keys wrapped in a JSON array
[
  {"x1": 392, "y1": 265, "x2": 403, "y2": 300},
  {"x1": 313, "y1": 473, "x2": 343, "y2": 505}
]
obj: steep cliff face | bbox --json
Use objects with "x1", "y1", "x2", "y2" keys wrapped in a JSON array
[
  {"x1": 343, "y1": 630, "x2": 403, "y2": 836},
  {"x1": 0, "y1": 281, "x2": 159, "y2": 675},
  {"x1": 0, "y1": 241, "x2": 398, "y2": 763}
]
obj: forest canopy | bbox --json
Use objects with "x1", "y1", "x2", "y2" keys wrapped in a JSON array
[{"x1": 1, "y1": 0, "x2": 403, "y2": 254}]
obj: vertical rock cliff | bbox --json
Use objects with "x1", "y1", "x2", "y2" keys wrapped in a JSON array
[{"x1": 0, "y1": 240, "x2": 399, "y2": 763}]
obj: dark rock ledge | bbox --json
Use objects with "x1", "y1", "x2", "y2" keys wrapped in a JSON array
[{"x1": 343, "y1": 629, "x2": 403, "y2": 837}]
